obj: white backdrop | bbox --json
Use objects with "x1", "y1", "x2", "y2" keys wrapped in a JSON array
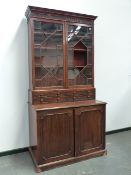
[{"x1": 0, "y1": 0, "x2": 131, "y2": 152}]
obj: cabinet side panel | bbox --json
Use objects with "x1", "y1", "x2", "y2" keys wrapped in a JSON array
[
  {"x1": 29, "y1": 104, "x2": 39, "y2": 162},
  {"x1": 28, "y1": 20, "x2": 33, "y2": 91},
  {"x1": 29, "y1": 105, "x2": 37, "y2": 147}
]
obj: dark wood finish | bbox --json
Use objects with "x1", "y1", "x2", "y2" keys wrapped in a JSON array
[
  {"x1": 25, "y1": 6, "x2": 106, "y2": 172},
  {"x1": 37, "y1": 109, "x2": 74, "y2": 164},
  {"x1": 32, "y1": 88, "x2": 95, "y2": 104},
  {"x1": 74, "y1": 42, "x2": 87, "y2": 68},
  {"x1": 29, "y1": 148, "x2": 106, "y2": 172},
  {"x1": 28, "y1": 101, "x2": 106, "y2": 171},
  {"x1": 25, "y1": 6, "x2": 97, "y2": 24},
  {"x1": 33, "y1": 100, "x2": 105, "y2": 111},
  {"x1": 75, "y1": 105, "x2": 105, "y2": 156},
  {"x1": 63, "y1": 22, "x2": 68, "y2": 88}
]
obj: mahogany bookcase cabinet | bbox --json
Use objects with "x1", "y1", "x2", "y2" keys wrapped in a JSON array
[{"x1": 25, "y1": 6, "x2": 106, "y2": 172}]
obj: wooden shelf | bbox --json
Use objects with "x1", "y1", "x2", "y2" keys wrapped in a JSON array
[
  {"x1": 34, "y1": 31, "x2": 62, "y2": 35},
  {"x1": 34, "y1": 45, "x2": 91, "y2": 50},
  {"x1": 75, "y1": 66, "x2": 85, "y2": 68},
  {"x1": 74, "y1": 64, "x2": 92, "y2": 67},
  {"x1": 67, "y1": 47, "x2": 92, "y2": 50},
  {"x1": 67, "y1": 34, "x2": 92, "y2": 38},
  {"x1": 35, "y1": 65, "x2": 63, "y2": 67},
  {"x1": 34, "y1": 45, "x2": 63, "y2": 49},
  {"x1": 73, "y1": 48, "x2": 87, "y2": 51}
]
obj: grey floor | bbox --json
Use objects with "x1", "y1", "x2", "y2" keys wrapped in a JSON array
[{"x1": 0, "y1": 130, "x2": 131, "y2": 175}]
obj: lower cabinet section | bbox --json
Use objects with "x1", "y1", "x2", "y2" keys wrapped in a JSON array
[
  {"x1": 75, "y1": 105, "x2": 105, "y2": 157},
  {"x1": 29, "y1": 101, "x2": 106, "y2": 172},
  {"x1": 37, "y1": 109, "x2": 74, "y2": 164}
]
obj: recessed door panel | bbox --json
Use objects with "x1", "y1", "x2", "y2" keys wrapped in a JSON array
[
  {"x1": 37, "y1": 109, "x2": 74, "y2": 164},
  {"x1": 75, "y1": 105, "x2": 105, "y2": 156}
]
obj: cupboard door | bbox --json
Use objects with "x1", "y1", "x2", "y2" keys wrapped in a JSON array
[
  {"x1": 67, "y1": 24, "x2": 93, "y2": 86},
  {"x1": 37, "y1": 109, "x2": 74, "y2": 164},
  {"x1": 33, "y1": 20, "x2": 64, "y2": 88},
  {"x1": 75, "y1": 105, "x2": 105, "y2": 156}
]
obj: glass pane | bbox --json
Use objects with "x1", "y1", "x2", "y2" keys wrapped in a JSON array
[
  {"x1": 67, "y1": 25, "x2": 93, "y2": 86},
  {"x1": 34, "y1": 21, "x2": 63, "y2": 87},
  {"x1": 68, "y1": 25, "x2": 92, "y2": 36}
]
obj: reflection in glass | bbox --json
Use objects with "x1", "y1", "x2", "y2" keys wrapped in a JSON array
[
  {"x1": 67, "y1": 24, "x2": 93, "y2": 86},
  {"x1": 34, "y1": 21, "x2": 63, "y2": 87}
]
